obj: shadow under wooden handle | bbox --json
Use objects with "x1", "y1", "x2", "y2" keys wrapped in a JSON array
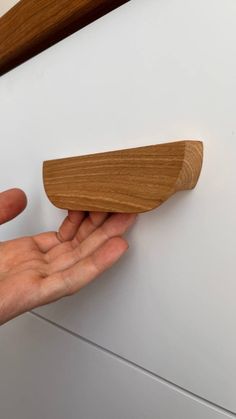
[{"x1": 43, "y1": 140, "x2": 203, "y2": 213}]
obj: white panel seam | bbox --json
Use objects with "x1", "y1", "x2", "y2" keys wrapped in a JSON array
[{"x1": 30, "y1": 311, "x2": 236, "y2": 418}]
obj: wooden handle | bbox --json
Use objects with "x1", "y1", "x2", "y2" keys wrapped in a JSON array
[
  {"x1": 43, "y1": 140, "x2": 203, "y2": 213},
  {"x1": 0, "y1": 0, "x2": 130, "y2": 75}
]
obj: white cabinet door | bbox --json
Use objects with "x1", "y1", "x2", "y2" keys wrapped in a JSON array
[
  {"x1": 1, "y1": 0, "x2": 236, "y2": 413},
  {"x1": 0, "y1": 0, "x2": 20, "y2": 17},
  {"x1": 0, "y1": 313, "x2": 233, "y2": 419}
]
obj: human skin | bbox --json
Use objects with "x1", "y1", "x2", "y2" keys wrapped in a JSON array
[{"x1": 0, "y1": 189, "x2": 136, "y2": 325}]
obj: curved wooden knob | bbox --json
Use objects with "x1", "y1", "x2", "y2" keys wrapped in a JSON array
[{"x1": 43, "y1": 140, "x2": 203, "y2": 213}]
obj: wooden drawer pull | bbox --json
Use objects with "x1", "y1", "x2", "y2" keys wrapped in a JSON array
[{"x1": 43, "y1": 140, "x2": 203, "y2": 213}]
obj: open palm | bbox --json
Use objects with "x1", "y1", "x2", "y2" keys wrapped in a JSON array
[{"x1": 0, "y1": 189, "x2": 136, "y2": 325}]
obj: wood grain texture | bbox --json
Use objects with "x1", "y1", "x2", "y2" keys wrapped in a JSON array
[
  {"x1": 0, "y1": 0, "x2": 130, "y2": 75},
  {"x1": 43, "y1": 141, "x2": 203, "y2": 213}
]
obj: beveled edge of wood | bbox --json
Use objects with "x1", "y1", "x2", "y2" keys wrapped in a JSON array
[
  {"x1": 43, "y1": 140, "x2": 204, "y2": 214},
  {"x1": 174, "y1": 140, "x2": 204, "y2": 191}
]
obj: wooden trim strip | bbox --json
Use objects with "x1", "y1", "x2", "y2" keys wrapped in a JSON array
[
  {"x1": 0, "y1": 0, "x2": 130, "y2": 75},
  {"x1": 43, "y1": 141, "x2": 204, "y2": 213}
]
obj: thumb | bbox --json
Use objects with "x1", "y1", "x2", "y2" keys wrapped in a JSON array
[{"x1": 0, "y1": 188, "x2": 27, "y2": 225}]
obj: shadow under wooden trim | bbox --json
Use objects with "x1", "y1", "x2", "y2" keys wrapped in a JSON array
[{"x1": 0, "y1": 0, "x2": 130, "y2": 75}]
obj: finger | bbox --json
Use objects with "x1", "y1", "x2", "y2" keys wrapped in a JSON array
[
  {"x1": 33, "y1": 231, "x2": 61, "y2": 253},
  {"x1": 73, "y1": 212, "x2": 109, "y2": 244},
  {"x1": 48, "y1": 213, "x2": 137, "y2": 273},
  {"x1": 45, "y1": 211, "x2": 109, "y2": 261},
  {"x1": 33, "y1": 211, "x2": 85, "y2": 253},
  {"x1": 0, "y1": 189, "x2": 27, "y2": 225},
  {"x1": 39, "y1": 237, "x2": 128, "y2": 303},
  {"x1": 78, "y1": 213, "x2": 137, "y2": 260},
  {"x1": 41, "y1": 212, "x2": 109, "y2": 260},
  {"x1": 57, "y1": 211, "x2": 85, "y2": 242}
]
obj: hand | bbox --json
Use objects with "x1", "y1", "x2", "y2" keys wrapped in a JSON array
[{"x1": 0, "y1": 189, "x2": 136, "y2": 325}]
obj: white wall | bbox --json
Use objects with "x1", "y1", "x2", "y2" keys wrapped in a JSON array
[
  {"x1": 0, "y1": 0, "x2": 19, "y2": 16},
  {"x1": 0, "y1": 0, "x2": 236, "y2": 417}
]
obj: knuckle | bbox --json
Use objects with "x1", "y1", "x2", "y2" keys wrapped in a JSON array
[
  {"x1": 90, "y1": 253, "x2": 102, "y2": 276},
  {"x1": 62, "y1": 272, "x2": 75, "y2": 296},
  {"x1": 100, "y1": 224, "x2": 110, "y2": 241}
]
